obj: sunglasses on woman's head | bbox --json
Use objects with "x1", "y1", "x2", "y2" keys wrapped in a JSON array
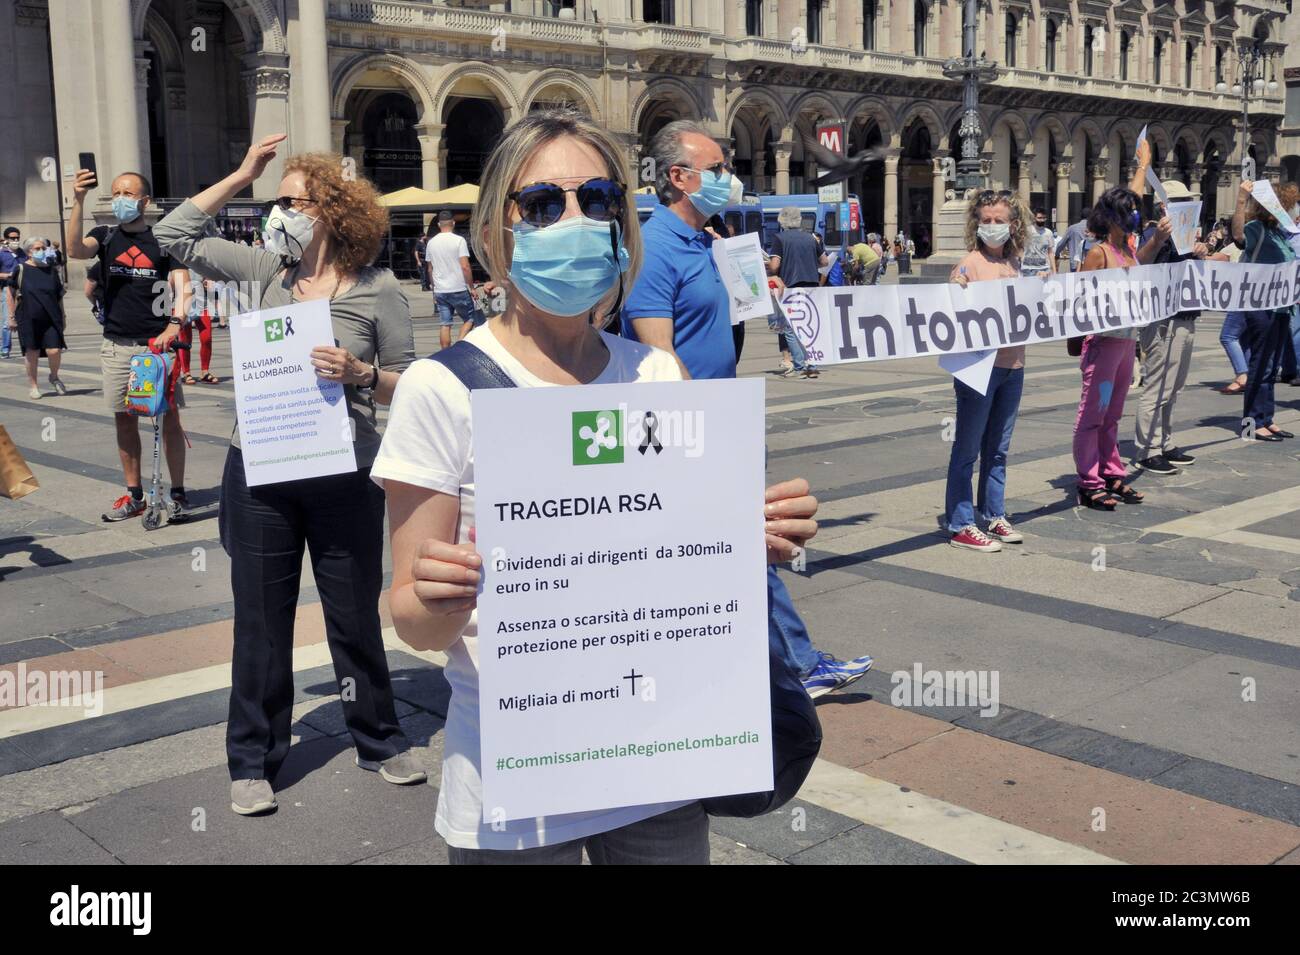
[
  {"x1": 507, "y1": 178, "x2": 625, "y2": 228},
  {"x1": 976, "y1": 190, "x2": 1015, "y2": 205}
]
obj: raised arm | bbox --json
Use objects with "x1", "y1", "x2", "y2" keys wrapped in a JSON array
[
  {"x1": 153, "y1": 135, "x2": 288, "y2": 287},
  {"x1": 67, "y1": 170, "x2": 100, "y2": 259}
]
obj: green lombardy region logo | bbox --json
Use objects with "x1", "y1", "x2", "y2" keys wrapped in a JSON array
[
  {"x1": 572, "y1": 410, "x2": 623, "y2": 465},
  {"x1": 264, "y1": 317, "x2": 285, "y2": 343}
]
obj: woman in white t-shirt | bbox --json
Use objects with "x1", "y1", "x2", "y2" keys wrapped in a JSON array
[{"x1": 372, "y1": 109, "x2": 820, "y2": 864}]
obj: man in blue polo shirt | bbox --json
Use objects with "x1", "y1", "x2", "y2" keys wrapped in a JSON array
[{"x1": 621, "y1": 119, "x2": 872, "y2": 698}]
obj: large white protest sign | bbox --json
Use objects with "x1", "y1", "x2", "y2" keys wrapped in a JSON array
[
  {"x1": 472, "y1": 378, "x2": 771, "y2": 820},
  {"x1": 1251, "y1": 181, "x2": 1300, "y2": 235},
  {"x1": 780, "y1": 259, "x2": 1300, "y2": 369},
  {"x1": 228, "y1": 298, "x2": 356, "y2": 486},
  {"x1": 711, "y1": 232, "x2": 774, "y2": 324},
  {"x1": 1167, "y1": 200, "x2": 1203, "y2": 256}
]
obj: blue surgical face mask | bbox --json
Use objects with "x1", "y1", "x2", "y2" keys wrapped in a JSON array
[
  {"x1": 508, "y1": 215, "x2": 630, "y2": 317},
  {"x1": 112, "y1": 196, "x2": 142, "y2": 224},
  {"x1": 685, "y1": 168, "x2": 735, "y2": 218}
]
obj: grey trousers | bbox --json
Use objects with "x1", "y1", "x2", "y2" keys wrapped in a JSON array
[
  {"x1": 1135, "y1": 316, "x2": 1196, "y2": 459},
  {"x1": 447, "y1": 802, "x2": 710, "y2": 865}
]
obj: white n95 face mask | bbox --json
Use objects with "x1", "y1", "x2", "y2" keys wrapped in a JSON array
[{"x1": 262, "y1": 204, "x2": 319, "y2": 262}]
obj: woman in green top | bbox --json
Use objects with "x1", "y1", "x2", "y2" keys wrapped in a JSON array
[
  {"x1": 1230, "y1": 180, "x2": 1298, "y2": 442},
  {"x1": 154, "y1": 136, "x2": 423, "y2": 817}
]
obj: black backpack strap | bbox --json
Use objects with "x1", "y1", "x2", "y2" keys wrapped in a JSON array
[{"x1": 428, "y1": 341, "x2": 517, "y2": 391}]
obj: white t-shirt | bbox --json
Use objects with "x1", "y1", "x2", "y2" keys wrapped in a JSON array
[
  {"x1": 426, "y1": 231, "x2": 470, "y2": 293},
  {"x1": 371, "y1": 324, "x2": 687, "y2": 850}
]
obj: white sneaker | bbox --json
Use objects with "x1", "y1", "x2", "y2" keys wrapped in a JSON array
[
  {"x1": 49, "y1": 376, "x2": 67, "y2": 396},
  {"x1": 28, "y1": 386, "x2": 40, "y2": 399}
]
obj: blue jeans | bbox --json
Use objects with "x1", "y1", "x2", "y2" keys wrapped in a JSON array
[
  {"x1": 767, "y1": 566, "x2": 820, "y2": 678},
  {"x1": 945, "y1": 366, "x2": 1025, "y2": 532},
  {"x1": 1220, "y1": 311, "x2": 1248, "y2": 377},
  {"x1": 1279, "y1": 307, "x2": 1300, "y2": 381},
  {"x1": 1, "y1": 293, "x2": 11, "y2": 354},
  {"x1": 435, "y1": 289, "x2": 483, "y2": 327},
  {"x1": 1242, "y1": 311, "x2": 1289, "y2": 430}
]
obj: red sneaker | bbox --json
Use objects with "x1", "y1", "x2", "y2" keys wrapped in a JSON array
[
  {"x1": 986, "y1": 516, "x2": 1024, "y2": 543},
  {"x1": 949, "y1": 525, "x2": 1003, "y2": 552}
]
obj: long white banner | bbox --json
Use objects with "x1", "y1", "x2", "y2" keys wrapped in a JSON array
[{"x1": 780, "y1": 259, "x2": 1300, "y2": 367}]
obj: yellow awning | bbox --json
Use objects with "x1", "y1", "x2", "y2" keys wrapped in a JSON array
[
  {"x1": 424, "y1": 183, "x2": 481, "y2": 205},
  {"x1": 377, "y1": 186, "x2": 443, "y2": 209}
]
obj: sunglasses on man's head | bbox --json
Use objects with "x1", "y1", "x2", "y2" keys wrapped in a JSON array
[
  {"x1": 976, "y1": 190, "x2": 1015, "y2": 205},
  {"x1": 508, "y1": 178, "x2": 625, "y2": 228}
]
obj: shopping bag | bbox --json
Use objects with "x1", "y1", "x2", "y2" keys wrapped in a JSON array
[{"x1": 0, "y1": 425, "x2": 40, "y2": 499}]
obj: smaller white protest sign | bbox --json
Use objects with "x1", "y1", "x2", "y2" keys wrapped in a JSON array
[
  {"x1": 229, "y1": 298, "x2": 356, "y2": 486},
  {"x1": 711, "y1": 232, "x2": 774, "y2": 324},
  {"x1": 1135, "y1": 126, "x2": 1168, "y2": 205},
  {"x1": 1251, "y1": 181, "x2": 1300, "y2": 235},
  {"x1": 1167, "y1": 200, "x2": 1203, "y2": 255}
]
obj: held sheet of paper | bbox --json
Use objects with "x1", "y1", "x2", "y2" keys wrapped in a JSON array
[
  {"x1": 228, "y1": 298, "x2": 357, "y2": 486},
  {"x1": 472, "y1": 377, "x2": 771, "y2": 821}
]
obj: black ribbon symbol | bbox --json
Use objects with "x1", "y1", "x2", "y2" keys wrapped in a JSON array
[
  {"x1": 284, "y1": 317, "x2": 295, "y2": 336},
  {"x1": 638, "y1": 413, "x2": 663, "y2": 455}
]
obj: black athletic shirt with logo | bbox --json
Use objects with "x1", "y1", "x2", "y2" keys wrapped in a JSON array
[{"x1": 87, "y1": 225, "x2": 184, "y2": 341}]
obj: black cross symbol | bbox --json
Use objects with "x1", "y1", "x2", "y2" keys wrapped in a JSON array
[{"x1": 623, "y1": 669, "x2": 644, "y2": 698}]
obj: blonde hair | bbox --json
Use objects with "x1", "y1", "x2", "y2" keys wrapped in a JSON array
[
  {"x1": 963, "y1": 189, "x2": 1032, "y2": 258},
  {"x1": 470, "y1": 109, "x2": 641, "y2": 319},
  {"x1": 284, "y1": 153, "x2": 388, "y2": 276}
]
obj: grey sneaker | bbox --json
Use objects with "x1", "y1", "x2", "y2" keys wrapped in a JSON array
[
  {"x1": 230, "y1": 779, "x2": 277, "y2": 816},
  {"x1": 49, "y1": 375, "x2": 67, "y2": 395},
  {"x1": 356, "y1": 751, "x2": 427, "y2": 785},
  {"x1": 102, "y1": 493, "x2": 146, "y2": 522}
]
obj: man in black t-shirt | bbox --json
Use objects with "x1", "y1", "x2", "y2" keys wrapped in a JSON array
[{"x1": 67, "y1": 168, "x2": 191, "y2": 522}]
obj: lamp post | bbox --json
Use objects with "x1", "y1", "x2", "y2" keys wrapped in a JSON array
[
  {"x1": 1216, "y1": 40, "x2": 1278, "y2": 182},
  {"x1": 943, "y1": 0, "x2": 1000, "y2": 191}
]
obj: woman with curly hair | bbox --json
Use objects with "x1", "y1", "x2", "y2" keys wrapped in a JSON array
[
  {"x1": 155, "y1": 135, "x2": 423, "y2": 817},
  {"x1": 944, "y1": 189, "x2": 1039, "y2": 552}
]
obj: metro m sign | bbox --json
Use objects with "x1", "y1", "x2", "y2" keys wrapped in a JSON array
[{"x1": 815, "y1": 121, "x2": 846, "y2": 203}]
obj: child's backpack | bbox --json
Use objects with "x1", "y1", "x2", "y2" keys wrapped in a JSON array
[{"x1": 124, "y1": 349, "x2": 175, "y2": 417}]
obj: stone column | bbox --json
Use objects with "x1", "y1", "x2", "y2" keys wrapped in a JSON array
[
  {"x1": 1091, "y1": 159, "x2": 1108, "y2": 203},
  {"x1": 103, "y1": 0, "x2": 144, "y2": 180},
  {"x1": 773, "y1": 141, "x2": 793, "y2": 195},
  {"x1": 931, "y1": 153, "x2": 947, "y2": 246},
  {"x1": 883, "y1": 147, "x2": 901, "y2": 240},
  {"x1": 1054, "y1": 161, "x2": 1071, "y2": 229},
  {"x1": 243, "y1": 60, "x2": 291, "y2": 198},
  {"x1": 134, "y1": 45, "x2": 152, "y2": 182},
  {"x1": 1018, "y1": 151, "x2": 1032, "y2": 203},
  {"x1": 415, "y1": 122, "x2": 445, "y2": 193},
  {"x1": 752, "y1": 149, "x2": 767, "y2": 193},
  {"x1": 295, "y1": 0, "x2": 334, "y2": 153},
  {"x1": 331, "y1": 119, "x2": 350, "y2": 156}
]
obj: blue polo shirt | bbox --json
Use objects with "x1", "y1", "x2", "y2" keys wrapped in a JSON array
[{"x1": 622, "y1": 203, "x2": 735, "y2": 380}]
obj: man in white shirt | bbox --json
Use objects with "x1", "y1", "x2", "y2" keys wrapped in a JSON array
[
  {"x1": 426, "y1": 210, "x2": 483, "y2": 350},
  {"x1": 1023, "y1": 207, "x2": 1058, "y2": 276}
]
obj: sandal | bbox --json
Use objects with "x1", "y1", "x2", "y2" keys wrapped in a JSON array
[
  {"x1": 181, "y1": 374, "x2": 198, "y2": 386},
  {"x1": 1220, "y1": 379, "x2": 1246, "y2": 395},
  {"x1": 1105, "y1": 477, "x2": 1145, "y2": 504},
  {"x1": 200, "y1": 372, "x2": 220, "y2": 384},
  {"x1": 1077, "y1": 487, "x2": 1118, "y2": 511}
]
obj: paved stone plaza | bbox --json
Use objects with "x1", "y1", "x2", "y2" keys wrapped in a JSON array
[{"x1": 2, "y1": 291, "x2": 1298, "y2": 865}]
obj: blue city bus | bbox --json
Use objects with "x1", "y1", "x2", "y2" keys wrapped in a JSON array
[{"x1": 634, "y1": 192, "x2": 862, "y2": 256}]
